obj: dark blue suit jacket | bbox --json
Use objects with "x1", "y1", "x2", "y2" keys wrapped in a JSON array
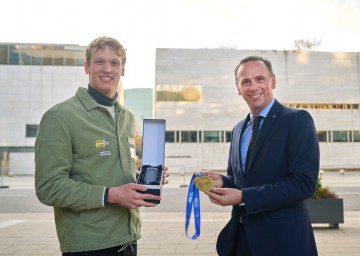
[{"x1": 217, "y1": 100, "x2": 319, "y2": 256}]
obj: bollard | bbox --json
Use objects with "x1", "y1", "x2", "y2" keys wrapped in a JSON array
[{"x1": 0, "y1": 151, "x2": 10, "y2": 189}]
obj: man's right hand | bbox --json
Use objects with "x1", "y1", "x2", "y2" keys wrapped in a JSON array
[{"x1": 107, "y1": 183, "x2": 161, "y2": 209}]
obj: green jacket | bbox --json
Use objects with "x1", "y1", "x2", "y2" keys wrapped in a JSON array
[{"x1": 35, "y1": 87, "x2": 141, "y2": 253}]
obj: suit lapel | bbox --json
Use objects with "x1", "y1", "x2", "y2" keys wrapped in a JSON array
[
  {"x1": 245, "y1": 100, "x2": 282, "y2": 174},
  {"x1": 236, "y1": 116, "x2": 250, "y2": 177}
]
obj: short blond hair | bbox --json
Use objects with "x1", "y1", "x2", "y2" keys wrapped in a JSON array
[{"x1": 85, "y1": 36, "x2": 126, "y2": 65}]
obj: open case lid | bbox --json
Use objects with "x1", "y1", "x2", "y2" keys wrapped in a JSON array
[
  {"x1": 141, "y1": 119, "x2": 166, "y2": 166},
  {"x1": 137, "y1": 119, "x2": 166, "y2": 204}
]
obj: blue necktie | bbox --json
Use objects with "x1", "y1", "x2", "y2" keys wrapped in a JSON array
[{"x1": 245, "y1": 116, "x2": 263, "y2": 171}]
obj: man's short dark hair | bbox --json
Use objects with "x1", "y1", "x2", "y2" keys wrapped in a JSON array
[{"x1": 234, "y1": 56, "x2": 274, "y2": 85}]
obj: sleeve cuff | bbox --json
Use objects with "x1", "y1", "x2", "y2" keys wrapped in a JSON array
[{"x1": 103, "y1": 187, "x2": 109, "y2": 207}]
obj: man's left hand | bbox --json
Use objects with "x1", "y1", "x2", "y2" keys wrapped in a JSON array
[{"x1": 204, "y1": 188, "x2": 242, "y2": 206}]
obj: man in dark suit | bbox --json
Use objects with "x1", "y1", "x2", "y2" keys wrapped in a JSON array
[{"x1": 204, "y1": 56, "x2": 319, "y2": 256}]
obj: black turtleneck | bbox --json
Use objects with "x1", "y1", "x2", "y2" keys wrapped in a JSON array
[{"x1": 87, "y1": 85, "x2": 118, "y2": 106}]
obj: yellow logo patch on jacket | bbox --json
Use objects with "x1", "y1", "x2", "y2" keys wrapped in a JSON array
[{"x1": 96, "y1": 139, "x2": 110, "y2": 148}]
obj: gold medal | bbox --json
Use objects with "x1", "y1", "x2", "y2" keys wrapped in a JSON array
[{"x1": 195, "y1": 176, "x2": 214, "y2": 192}]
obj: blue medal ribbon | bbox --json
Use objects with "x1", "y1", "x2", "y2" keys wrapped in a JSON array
[{"x1": 185, "y1": 173, "x2": 203, "y2": 240}]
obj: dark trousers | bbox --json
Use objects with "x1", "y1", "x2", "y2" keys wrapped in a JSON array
[
  {"x1": 235, "y1": 223, "x2": 252, "y2": 256},
  {"x1": 62, "y1": 243, "x2": 137, "y2": 256}
]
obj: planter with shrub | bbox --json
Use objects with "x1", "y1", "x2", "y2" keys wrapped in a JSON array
[{"x1": 306, "y1": 172, "x2": 344, "y2": 229}]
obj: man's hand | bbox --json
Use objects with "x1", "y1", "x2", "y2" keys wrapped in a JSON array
[
  {"x1": 204, "y1": 188, "x2": 242, "y2": 207},
  {"x1": 199, "y1": 171, "x2": 224, "y2": 188},
  {"x1": 162, "y1": 166, "x2": 169, "y2": 185},
  {"x1": 108, "y1": 183, "x2": 161, "y2": 209}
]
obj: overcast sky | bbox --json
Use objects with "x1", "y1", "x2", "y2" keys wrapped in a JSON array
[{"x1": 1, "y1": 0, "x2": 359, "y2": 89}]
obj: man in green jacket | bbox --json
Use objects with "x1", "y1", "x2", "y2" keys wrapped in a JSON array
[{"x1": 35, "y1": 36, "x2": 167, "y2": 256}]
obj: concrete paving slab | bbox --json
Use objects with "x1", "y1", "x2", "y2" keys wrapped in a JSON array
[
  {"x1": 1, "y1": 172, "x2": 360, "y2": 255},
  {"x1": 1, "y1": 211, "x2": 360, "y2": 255}
]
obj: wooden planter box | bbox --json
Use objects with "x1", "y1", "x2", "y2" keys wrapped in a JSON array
[{"x1": 306, "y1": 198, "x2": 344, "y2": 229}]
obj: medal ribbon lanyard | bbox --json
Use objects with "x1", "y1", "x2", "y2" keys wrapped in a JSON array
[{"x1": 185, "y1": 173, "x2": 203, "y2": 240}]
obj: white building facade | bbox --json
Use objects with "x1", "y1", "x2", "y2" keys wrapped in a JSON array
[
  {"x1": 155, "y1": 49, "x2": 360, "y2": 173},
  {"x1": 1, "y1": 44, "x2": 360, "y2": 175},
  {"x1": 0, "y1": 43, "x2": 87, "y2": 175}
]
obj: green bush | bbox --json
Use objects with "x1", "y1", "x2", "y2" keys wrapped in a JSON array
[{"x1": 312, "y1": 176, "x2": 338, "y2": 199}]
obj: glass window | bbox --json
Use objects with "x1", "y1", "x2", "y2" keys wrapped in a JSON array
[
  {"x1": 42, "y1": 47, "x2": 53, "y2": 65},
  {"x1": 353, "y1": 131, "x2": 360, "y2": 142},
  {"x1": 74, "y1": 51, "x2": 85, "y2": 66},
  {"x1": 65, "y1": 51, "x2": 75, "y2": 66},
  {"x1": 220, "y1": 131, "x2": 225, "y2": 142},
  {"x1": 20, "y1": 52, "x2": 31, "y2": 65},
  {"x1": 65, "y1": 57, "x2": 75, "y2": 66},
  {"x1": 0, "y1": 45, "x2": 8, "y2": 64},
  {"x1": 283, "y1": 103, "x2": 359, "y2": 110},
  {"x1": 176, "y1": 131, "x2": 180, "y2": 143},
  {"x1": 165, "y1": 131, "x2": 175, "y2": 143},
  {"x1": 0, "y1": 44, "x2": 86, "y2": 66},
  {"x1": 75, "y1": 58, "x2": 84, "y2": 66},
  {"x1": 332, "y1": 131, "x2": 348, "y2": 142},
  {"x1": 9, "y1": 45, "x2": 19, "y2": 64},
  {"x1": 225, "y1": 131, "x2": 232, "y2": 142},
  {"x1": 156, "y1": 84, "x2": 203, "y2": 102},
  {"x1": 181, "y1": 131, "x2": 197, "y2": 142},
  {"x1": 317, "y1": 131, "x2": 328, "y2": 142},
  {"x1": 54, "y1": 56, "x2": 64, "y2": 65},
  {"x1": 26, "y1": 125, "x2": 39, "y2": 137},
  {"x1": 31, "y1": 56, "x2": 42, "y2": 65},
  {"x1": 198, "y1": 131, "x2": 202, "y2": 142},
  {"x1": 43, "y1": 56, "x2": 53, "y2": 65},
  {"x1": 203, "y1": 131, "x2": 220, "y2": 143},
  {"x1": 53, "y1": 48, "x2": 64, "y2": 65}
]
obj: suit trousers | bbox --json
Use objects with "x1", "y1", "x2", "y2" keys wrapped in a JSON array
[{"x1": 235, "y1": 223, "x2": 252, "y2": 256}]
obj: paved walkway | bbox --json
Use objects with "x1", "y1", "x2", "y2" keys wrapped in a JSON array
[
  {"x1": 1, "y1": 211, "x2": 360, "y2": 256},
  {"x1": 1, "y1": 171, "x2": 360, "y2": 255}
]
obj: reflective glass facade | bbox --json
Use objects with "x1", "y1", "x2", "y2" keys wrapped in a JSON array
[
  {"x1": 0, "y1": 43, "x2": 85, "y2": 66},
  {"x1": 156, "y1": 84, "x2": 203, "y2": 102}
]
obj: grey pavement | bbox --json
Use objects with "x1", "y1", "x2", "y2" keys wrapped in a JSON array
[{"x1": 1, "y1": 171, "x2": 360, "y2": 255}]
